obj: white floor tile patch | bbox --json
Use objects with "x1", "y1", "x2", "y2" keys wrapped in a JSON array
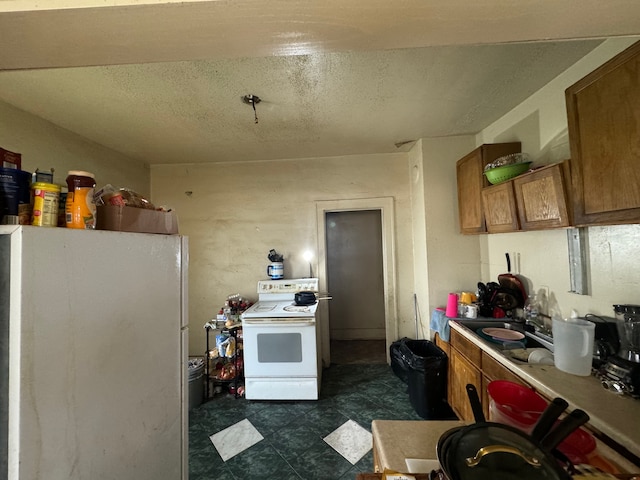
[
  {"x1": 209, "y1": 418, "x2": 264, "y2": 461},
  {"x1": 323, "y1": 419, "x2": 372, "y2": 465}
]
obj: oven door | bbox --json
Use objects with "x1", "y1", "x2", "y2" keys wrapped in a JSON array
[{"x1": 242, "y1": 318, "x2": 317, "y2": 378}]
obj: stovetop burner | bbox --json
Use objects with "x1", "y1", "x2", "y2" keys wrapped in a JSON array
[{"x1": 283, "y1": 304, "x2": 314, "y2": 312}]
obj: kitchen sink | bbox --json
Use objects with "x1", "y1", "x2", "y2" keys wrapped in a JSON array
[
  {"x1": 453, "y1": 319, "x2": 523, "y2": 332},
  {"x1": 453, "y1": 319, "x2": 552, "y2": 349},
  {"x1": 452, "y1": 319, "x2": 553, "y2": 362},
  {"x1": 523, "y1": 330, "x2": 554, "y2": 351}
]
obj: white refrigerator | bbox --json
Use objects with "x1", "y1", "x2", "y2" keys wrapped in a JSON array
[{"x1": 0, "y1": 225, "x2": 189, "y2": 480}]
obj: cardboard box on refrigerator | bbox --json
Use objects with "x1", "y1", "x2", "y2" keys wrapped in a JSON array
[
  {"x1": 96, "y1": 205, "x2": 179, "y2": 234},
  {"x1": 1, "y1": 147, "x2": 21, "y2": 169}
]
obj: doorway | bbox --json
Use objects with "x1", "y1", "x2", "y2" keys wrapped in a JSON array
[
  {"x1": 326, "y1": 210, "x2": 386, "y2": 364},
  {"x1": 315, "y1": 197, "x2": 397, "y2": 367}
]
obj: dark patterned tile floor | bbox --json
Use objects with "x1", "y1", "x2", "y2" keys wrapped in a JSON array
[
  {"x1": 330, "y1": 339, "x2": 387, "y2": 365},
  {"x1": 188, "y1": 363, "x2": 425, "y2": 480}
]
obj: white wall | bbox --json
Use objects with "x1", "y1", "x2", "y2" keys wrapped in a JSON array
[
  {"x1": 475, "y1": 37, "x2": 640, "y2": 319},
  {"x1": 408, "y1": 140, "x2": 428, "y2": 338},
  {"x1": 411, "y1": 136, "x2": 480, "y2": 338},
  {"x1": 0, "y1": 101, "x2": 150, "y2": 196},
  {"x1": 151, "y1": 154, "x2": 417, "y2": 355}
]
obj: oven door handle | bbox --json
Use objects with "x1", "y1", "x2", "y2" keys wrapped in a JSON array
[{"x1": 242, "y1": 319, "x2": 315, "y2": 326}]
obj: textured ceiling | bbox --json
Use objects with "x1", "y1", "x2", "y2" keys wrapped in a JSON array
[
  {"x1": 0, "y1": 1, "x2": 638, "y2": 165},
  {"x1": 0, "y1": 41, "x2": 602, "y2": 164}
]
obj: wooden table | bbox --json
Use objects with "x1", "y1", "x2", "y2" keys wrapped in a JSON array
[
  {"x1": 355, "y1": 475, "x2": 639, "y2": 480},
  {"x1": 369, "y1": 420, "x2": 639, "y2": 480},
  {"x1": 355, "y1": 475, "x2": 431, "y2": 480},
  {"x1": 371, "y1": 420, "x2": 463, "y2": 473}
]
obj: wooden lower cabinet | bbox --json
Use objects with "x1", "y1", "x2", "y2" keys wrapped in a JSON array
[
  {"x1": 434, "y1": 332, "x2": 450, "y2": 357},
  {"x1": 449, "y1": 347, "x2": 482, "y2": 422},
  {"x1": 482, "y1": 351, "x2": 525, "y2": 385},
  {"x1": 447, "y1": 329, "x2": 529, "y2": 422},
  {"x1": 439, "y1": 328, "x2": 640, "y2": 473},
  {"x1": 449, "y1": 329, "x2": 483, "y2": 421},
  {"x1": 481, "y1": 352, "x2": 527, "y2": 419}
]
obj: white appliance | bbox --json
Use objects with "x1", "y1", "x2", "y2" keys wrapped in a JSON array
[
  {"x1": 0, "y1": 226, "x2": 188, "y2": 480},
  {"x1": 241, "y1": 278, "x2": 322, "y2": 400}
]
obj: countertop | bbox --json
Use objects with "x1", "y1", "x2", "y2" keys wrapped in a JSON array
[
  {"x1": 449, "y1": 320, "x2": 640, "y2": 461},
  {"x1": 371, "y1": 420, "x2": 463, "y2": 473},
  {"x1": 370, "y1": 420, "x2": 639, "y2": 477}
]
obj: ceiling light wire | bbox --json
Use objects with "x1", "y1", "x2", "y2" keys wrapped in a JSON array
[{"x1": 242, "y1": 94, "x2": 261, "y2": 124}]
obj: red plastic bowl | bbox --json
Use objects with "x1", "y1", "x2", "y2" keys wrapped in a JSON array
[
  {"x1": 557, "y1": 423, "x2": 597, "y2": 462},
  {"x1": 487, "y1": 380, "x2": 548, "y2": 427}
]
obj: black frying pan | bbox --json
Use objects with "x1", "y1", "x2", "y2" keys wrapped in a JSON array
[
  {"x1": 437, "y1": 427, "x2": 461, "y2": 477},
  {"x1": 437, "y1": 385, "x2": 588, "y2": 480}
]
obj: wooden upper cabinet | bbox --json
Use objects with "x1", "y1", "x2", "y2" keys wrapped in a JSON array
[
  {"x1": 566, "y1": 40, "x2": 640, "y2": 226},
  {"x1": 456, "y1": 143, "x2": 521, "y2": 234},
  {"x1": 513, "y1": 161, "x2": 572, "y2": 230},
  {"x1": 482, "y1": 161, "x2": 572, "y2": 233},
  {"x1": 482, "y1": 181, "x2": 520, "y2": 233}
]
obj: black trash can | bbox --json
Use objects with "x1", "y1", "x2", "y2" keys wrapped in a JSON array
[
  {"x1": 390, "y1": 337, "x2": 412, "y2": 384},
  {"x1": 392, "y1": 338, "x2": 453, "y2": 419}
]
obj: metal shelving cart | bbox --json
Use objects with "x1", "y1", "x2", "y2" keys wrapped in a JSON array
[{"x1": 204, "y1": 323, "x2": 243, "y2": 400}]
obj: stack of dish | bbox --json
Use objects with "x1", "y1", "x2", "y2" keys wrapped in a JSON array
[{"x1": 477, "y1": 327, "x2": 526, "y2": 349}]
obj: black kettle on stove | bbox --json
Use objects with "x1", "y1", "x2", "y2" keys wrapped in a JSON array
[{"x1": 294, "y1": 291, "x2": 317, "y2": 306}]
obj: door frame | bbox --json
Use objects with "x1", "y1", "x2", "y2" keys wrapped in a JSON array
[{"x1": 315, "y1": 197, "x2": 397, "y2": 367}]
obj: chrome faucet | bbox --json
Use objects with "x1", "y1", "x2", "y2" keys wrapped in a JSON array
[{"x1": 526, "y1": 313, "x2": 553, "y2": 336}]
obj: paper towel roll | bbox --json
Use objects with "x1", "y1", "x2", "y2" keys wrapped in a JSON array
[{"x1": 445, "y1": 293, "x2": 458, "y2": 318}]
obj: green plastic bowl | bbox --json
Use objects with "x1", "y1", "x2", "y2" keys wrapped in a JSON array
[{"x1": 484, "y1": 162, "x2": 532, "y2": 185}]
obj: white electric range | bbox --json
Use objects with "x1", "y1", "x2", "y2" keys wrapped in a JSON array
[{"x1": 240, "y1": 278, "x2": 322, "y2": 400}]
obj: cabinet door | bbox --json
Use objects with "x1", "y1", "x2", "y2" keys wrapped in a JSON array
[
  {"x1": 434, "y1": 332, "x2": 451, "y2": 358},
  {"x1": 482, "y1": 353, "x2": 533, "y2": 421},
  {"x1": 481, "y1": 375, "x2": 492, "y2": 420},
  {"x1": 566, "y1": 40, "x2": 640, "y2": 226},
  {"x1": 449, "y1": 348, "x2": 482, "y2": 422},
  {"x1": 451, "y1": 329, "x2": 481, "y2": 365},
  {"x1": 481, "y1": 182, "x2": 520, "y2": 233},
  {"x1": 456, "y1": 143, "x2": 521, "y2": 234},
  {"x1": 457, "y1": 148, "x2": 487, "y2": 234},
  {"x1": 513, "y1": 162, "x2": 571, "y2": 230},
  {"x1": 481, "y1": 352, "x2": 527, "y2": 386}
]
